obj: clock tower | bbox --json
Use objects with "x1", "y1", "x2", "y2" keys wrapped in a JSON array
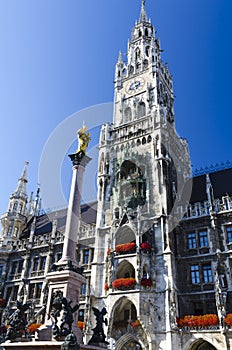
[{"x1": 89, "y1": 2, "x2": 191, "y2": 349}]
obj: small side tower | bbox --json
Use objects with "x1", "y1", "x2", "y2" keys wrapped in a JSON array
[{"x1": 0, "y1": 161, "x2": 29, "y2": 247}]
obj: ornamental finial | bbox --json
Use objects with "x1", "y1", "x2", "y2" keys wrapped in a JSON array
[{"x1": 139, "y1": 0, "x2": 148, "y2": 22}]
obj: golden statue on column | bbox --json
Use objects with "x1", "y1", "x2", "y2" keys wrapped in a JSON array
[{"x1": 76, "y1": 124, "x2": 91, "y2": 154}]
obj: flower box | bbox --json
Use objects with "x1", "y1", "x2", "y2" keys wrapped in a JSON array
[
  {"x1": 177, "y1": 314, "x2": 219, "y2": 328},
  {"x1": 115, "y1": 242, "x2": 136, "y2": 254},
  {"x1": 141, "y1": 278, "x2": 152, "y2": 287},
  {"x1": 140, "y1": 242, "x2": 151, "y2": 251},
  {"x1": 112, "y1": 277, "x2": 136, "y2": 290}
]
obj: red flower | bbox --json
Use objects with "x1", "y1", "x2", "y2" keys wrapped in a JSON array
[
  {"x1": 131, "y1": 320, "x2": 140, "y2": 327},
  {"x1": 104, "y1": 283, "x2": 109, "y2": 291},
  {"x1": 27, "y1": 323, "x2": 42, "y2": 334},
  {"x1": 140, "y1": 242, "x2": 151, "y2": 251},
  {"x1": 141, "y1": 278, "x2": 152, "y2": 287},
  {"x1": 112, "y1": 278, "x2": 136, "y2": 290},
  {"x1": 78, "y1": 321, "x2": 84, "y2": 330},
  {"x1": 0, "y1": 299, "x2": 6, "y2": 308},
  {"x1": 115, "y1": 242, "x2": 136, "y2": 254},
  {"x1": 107, "y1": 248, "x2": 111, "y2": 256},
  {"x1": 177, "y1": 314, "x2": 219, "y2": 328},
  {"x1": 225, "y1": 314, "x2": 232, "y2": 326}
]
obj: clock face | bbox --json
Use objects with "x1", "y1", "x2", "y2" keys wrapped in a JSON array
[{"x1": 126, "y1": 77, "x2": 145, "y2": 94}]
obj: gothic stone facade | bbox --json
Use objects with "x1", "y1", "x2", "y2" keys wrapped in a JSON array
[{"x1": 1, "y1": 2, "x2": 232, "y2": 350}]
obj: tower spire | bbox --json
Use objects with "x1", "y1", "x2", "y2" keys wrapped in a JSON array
[
  {"x1": 15, "y1": 161, "x2": 29, "y2": 196},
  {"x1": 139, "y1": 0, "x2": 148, "y2": 23}
]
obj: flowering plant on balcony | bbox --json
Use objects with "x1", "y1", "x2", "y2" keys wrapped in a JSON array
[
  {"x1": 112, "y1": 277, "x2": 136, "y2": 290},
  {"x1": 131, "y1": 320, "x2": 141, "y2": 328},
  {"x1": 140, "y1": 242, "x2": 151, "y2": 251},
  {"x1": 27, "y1": 323, "x2": 42, "y2": 334},
  {"x1": 78, "y1": 321, "x2": 84, "y2": 331},
  {"x1": 104, "y1": 283, "x2": 109, "y2": 291},
  {"x1": 107, "y1": 248, "x2": 111, "y2": 256},
  {"x1": 0, "y1": 299, "x2": 6, "y2": 308},
  {"x1": 141, "y1": 278, "x2": 152, "y2": 287},
  {"x1": 225, "y1": 314, "x2": 232, "y2": 326},
  {"x1": 115, "y1": 242, "x2": 136, "y2": 254},
  {"x1": 177, "y1": 314, "x2": 219, "y2": 328}
]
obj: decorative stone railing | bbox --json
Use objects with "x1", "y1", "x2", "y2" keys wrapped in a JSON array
[
  {"x1": 178, "y1": 195, "x2": 232, "y2": 220},
  {"x1": 79, "y1": 225, "x2": 96, "y2": 239}
]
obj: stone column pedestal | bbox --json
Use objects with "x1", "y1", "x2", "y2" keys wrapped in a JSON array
[{"x1": 37, "y1": 269, "x2": 86, "y2": 343}]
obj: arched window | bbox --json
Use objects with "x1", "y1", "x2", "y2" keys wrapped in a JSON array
[
  {"x1": 143, "y1": 59, "x2": 148, "y2": 69},
  {"x1": 136, "y1": 62, "x2": 141, "y2": 71},
  {"x1": 145, "y1": 46, "x2": 150, "y2": 56},
  {"x1": 137, "y1": 102, "x2": 146, "y2": 118},
  {"x1": 135, "y1": 47, "x2": 140, "y2": 61},
  {"x1": 138, "y1": 30, "x2": 142, "y2": 37},
  {"x1": 13, "y1": 203, "x2": 18, "y2": 212},
  {"x1": 129, "y1": 65, "x2": 134, "y2": 75},
  {"x1": 122, "y1": 68, "x2": 127, "y2": 76},
  {"x1": 145, "y1": 28, "x2": 149, "y2": 37},
  {"x1": 124, "y1": 107, "x2": 132, "y2": 123}
]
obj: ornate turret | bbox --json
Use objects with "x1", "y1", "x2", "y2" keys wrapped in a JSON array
[{"x1": 0, "y1": 162, "x2": 29, "y2": 246}]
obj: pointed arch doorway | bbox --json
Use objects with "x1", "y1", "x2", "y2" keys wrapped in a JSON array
[{"x1": 189, "y1": 339, "x2": 217, "y2": 350}]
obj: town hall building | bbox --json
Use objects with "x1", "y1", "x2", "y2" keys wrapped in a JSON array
[{"x1": 1, "y1": 2, "x2": 232, "y2": 349}]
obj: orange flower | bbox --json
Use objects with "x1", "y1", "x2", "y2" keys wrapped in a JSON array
[
  {"x1": 131, "y1": 320, "x2": 140, "y2": 327},
  {"x1": 27, "y1": 323, "x2": 42, "y2": 333},
  {"x1": 177, "y1": 314, "x2": 219, "y2": 328},
  {"x1": 78, "y1": 321, "x2": 84, "y2": 330},
  {"x1": 115, "y1": 242, "x2": 136, "y2": 254},
  {"x1": 225, "y1": 314, "x2": 232, "y2": 326},
  {"x1": 112, "y1": 278, "x2": 136, "y2": 290}
]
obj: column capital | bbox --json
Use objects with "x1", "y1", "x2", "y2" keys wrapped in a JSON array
[{"x1": 69, "y1": 151, "x2": 92, "y2": 168}]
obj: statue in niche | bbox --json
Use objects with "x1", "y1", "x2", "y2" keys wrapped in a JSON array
[
  {"x1": 88, "y1": 307, "x2": 108, "y2": 345},
  {"x1": 76, "y1": 124, "x2": 91, "y2": 154}
]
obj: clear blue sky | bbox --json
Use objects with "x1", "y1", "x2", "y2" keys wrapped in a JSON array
[{"x1": 0, "y1": 0, "x2": 231, "y2": 215}]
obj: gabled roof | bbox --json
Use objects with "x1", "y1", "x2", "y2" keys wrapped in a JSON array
[
  {"x1": 20, "y1": 201, "x2": 97, "y2": 239},
  {"x1": 190, "y1": 167, "x2": 232, "y2": 203}
]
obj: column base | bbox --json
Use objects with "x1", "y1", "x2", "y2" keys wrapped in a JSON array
[{"x1": 37, "y1": 269, "x2": 86, "y2": 344}]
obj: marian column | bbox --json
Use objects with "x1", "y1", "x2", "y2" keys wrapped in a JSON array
[
  {"x1": 39, "y1": 126, "x2": 91, "y2": 343},
  {"x1": 59, "y1": 149, "x2": 91, "y2": 266}
]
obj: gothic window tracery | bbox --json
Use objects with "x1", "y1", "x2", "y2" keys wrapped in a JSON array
[
  {"x1": 137, "y1": 102, "x2": 146, "y2": 118},
  {"x1": 124, "y1": 107, "x2": 132, "y2": 123}
]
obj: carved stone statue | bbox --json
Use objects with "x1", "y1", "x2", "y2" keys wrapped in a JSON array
[
  {"x1": 60, "y1": 298, "x2": 79, "y2": 334},
  {"x1": 50, "y1": 290, "x2": 63, "y2": 338},
  {"x1": 88, "y1": 307, "x2": 108, "y2": 345},
  {"x1": 50, "y1": 290, "x2": 79, "y2": 339},
  {"x1": 5, "y1": 300, "x2": 30, "y2": 341},
  {"x1": 76, "y1": 125, "x2": 91, "y2": 154}
]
